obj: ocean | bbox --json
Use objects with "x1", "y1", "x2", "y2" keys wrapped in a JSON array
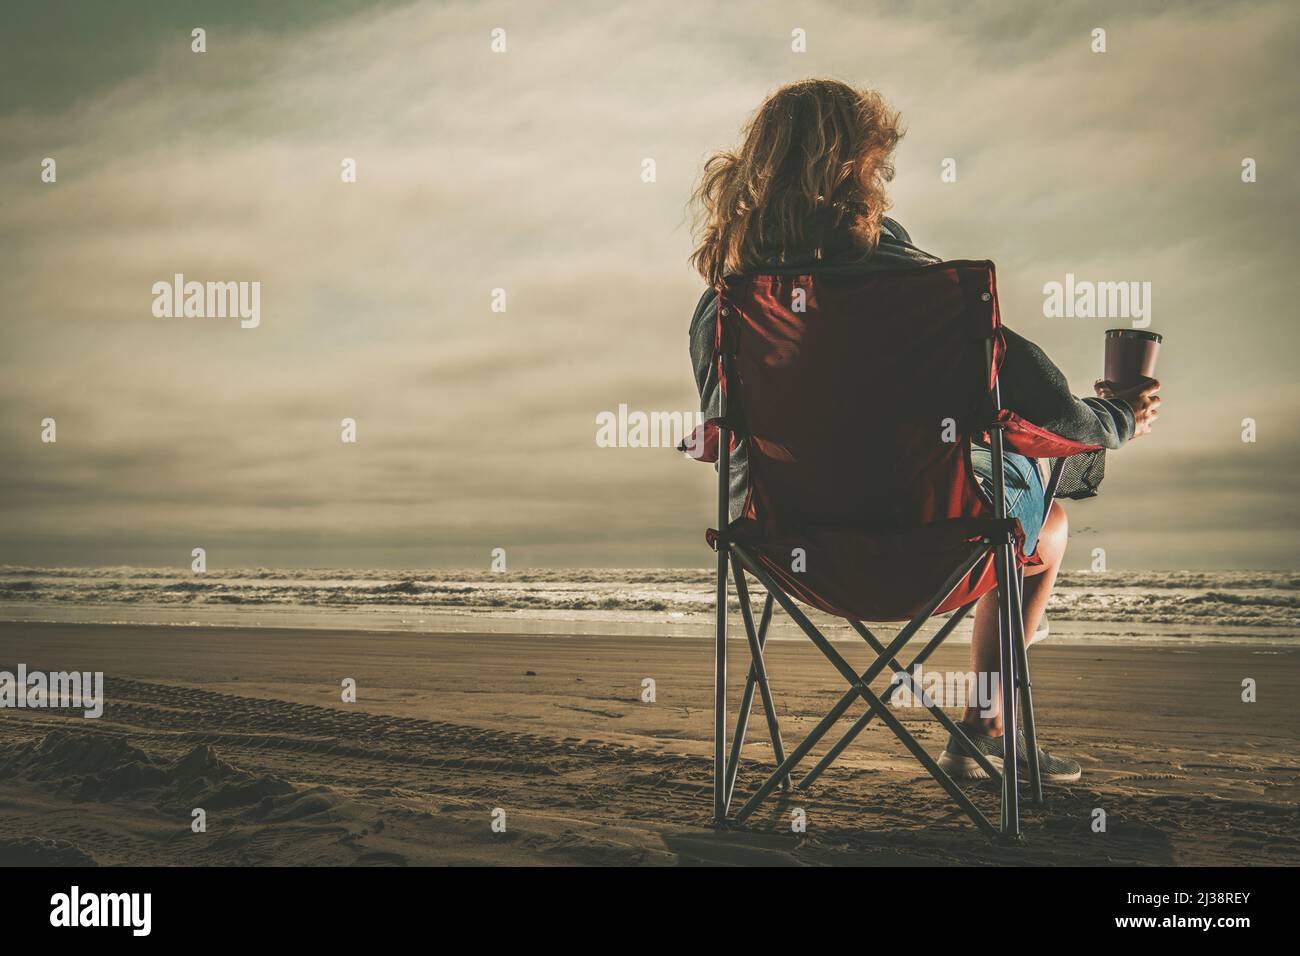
[{"x1": 0, "y1": 566, "x2": 1296, "y2": 644}]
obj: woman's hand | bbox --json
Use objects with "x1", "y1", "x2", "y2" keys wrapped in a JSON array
[{"x1": 1095, "y1": 377, "x2": 1161, "y2": 439}]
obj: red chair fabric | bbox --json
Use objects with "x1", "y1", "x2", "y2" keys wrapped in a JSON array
[{"x1": 688, "y1": 260, "x2": 1099, "y2": 621}]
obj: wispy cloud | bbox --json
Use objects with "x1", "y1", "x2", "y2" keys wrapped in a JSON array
[{"x1": 1, "y1": 0, "x2": 1296, "y2": 568}]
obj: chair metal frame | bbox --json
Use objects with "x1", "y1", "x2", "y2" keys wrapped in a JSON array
[{"x1": 709, "y1": 340, "x2": 1065, "y2": 842}]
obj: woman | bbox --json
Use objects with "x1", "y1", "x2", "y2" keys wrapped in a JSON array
[{"x1": 687, "y1": 79, "x2": 1161, "y2": 782}]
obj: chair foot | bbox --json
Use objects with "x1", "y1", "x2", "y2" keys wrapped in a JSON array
[{"x1": 996, "y1": 832, "x2": 1027, "y2": 848}]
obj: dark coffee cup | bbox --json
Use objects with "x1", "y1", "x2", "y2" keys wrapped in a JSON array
[{"x1": 1104, "y1": 329, "x2": 1162, "y2": 389}]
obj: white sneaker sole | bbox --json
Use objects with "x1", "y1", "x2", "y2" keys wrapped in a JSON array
[{"x1": 938, "y1": 749, "x2": 996, "y2": 780}]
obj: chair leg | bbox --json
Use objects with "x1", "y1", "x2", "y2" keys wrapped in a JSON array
[
  {"x1": 752, "y1": 569, "x2": 997, "y2": 838},
  {"x1": 713, "y1": 541, "x2": 728, "y2": 825},
  {"x1": 731, "y1": 544, "x2": 998, "y2": 837},
  {"x1": 725, "y1": 564, "x2": 788, "y2": 804},
  {"x1": 1012, "y1": 566, "x2": 1044, "y2": 806},
  {"x1": 995, "y1": 542, "x2": 1022, "y2": 842},
  {"x1": 728, "y1": 544, "x2": 986, "y2": 823},
  {"x1": 738, "y1": 578, "x2": 788, "y2": 787}
]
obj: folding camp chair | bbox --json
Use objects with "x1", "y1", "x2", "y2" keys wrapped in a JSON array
[{"x1": 682, "y1": 260, "x2": 1099, "y2": 842}]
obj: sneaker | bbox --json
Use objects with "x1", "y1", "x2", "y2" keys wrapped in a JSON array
[{"x1": 937, "y1": 727, "x2": 1081, "y2": 783}]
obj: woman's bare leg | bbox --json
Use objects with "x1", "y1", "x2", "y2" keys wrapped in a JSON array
[{"x1": 962, "y1": 502, "x2": 1068, "y2": 735}]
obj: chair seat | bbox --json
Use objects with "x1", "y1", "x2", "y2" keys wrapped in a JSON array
[{"x1": 707, "y1": 516, "x2": 1028, "y2": 621}]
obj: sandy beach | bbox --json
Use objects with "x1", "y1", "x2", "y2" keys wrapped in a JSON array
[{"x1": 1, "y1": 620, "x2": 1296, "y2": 866}]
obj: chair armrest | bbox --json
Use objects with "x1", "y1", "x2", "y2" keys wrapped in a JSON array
[
  {"x1": 678, "y1": 419, "x2": 724, "y2": 462},
  {"x1": 983, "y1": 409, "x2": 1102, "y2": 458}
]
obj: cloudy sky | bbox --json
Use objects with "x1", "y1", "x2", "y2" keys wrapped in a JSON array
[{"x1": 1, "y1": 0, "x2": 1296, "y2": 570}]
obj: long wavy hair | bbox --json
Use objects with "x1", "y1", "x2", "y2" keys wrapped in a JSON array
[{"x1": 690, "y1": 79, "x2": 903, "y2": 287}]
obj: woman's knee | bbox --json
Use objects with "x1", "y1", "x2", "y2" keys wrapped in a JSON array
[{"x1": 1038, "y1": 502, "x2": 1068, "y2": 565}]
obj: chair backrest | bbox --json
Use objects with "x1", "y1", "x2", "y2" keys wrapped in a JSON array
[{"x1": 719, "y1": 260, "x2": 1003, "y2": 537}]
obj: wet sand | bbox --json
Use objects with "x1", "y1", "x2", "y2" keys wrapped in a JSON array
[{"x1": 0, "y1": 621, "x2": 1296, "y2": 866}]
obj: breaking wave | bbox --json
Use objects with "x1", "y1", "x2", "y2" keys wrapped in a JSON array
[{"x1": 0, "y1": 566, "x2": 1297, "y2": 629}]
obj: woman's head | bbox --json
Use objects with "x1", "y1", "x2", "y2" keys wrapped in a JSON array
[{"x1": 690, "y1": 79, "x2": 903, "y2": 286}]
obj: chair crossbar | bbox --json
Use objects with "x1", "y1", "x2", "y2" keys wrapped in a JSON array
[
  {"x1": 727, "y1": 543, "x2": 997, "y2": 835},
  {"x1": 798, "y1": 602, "x2": 975, "y2": 788},
  {"x1": 841, "y1": 620, "x2": 1003, "y2": 782},
  {"x1": 724, "y1": 559, "x2": 787, "y2": 810}
]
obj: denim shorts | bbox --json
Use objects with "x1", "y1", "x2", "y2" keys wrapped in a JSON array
[{"x1": 970, "y1": 446, "x2": 1046, "y2": 556}]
